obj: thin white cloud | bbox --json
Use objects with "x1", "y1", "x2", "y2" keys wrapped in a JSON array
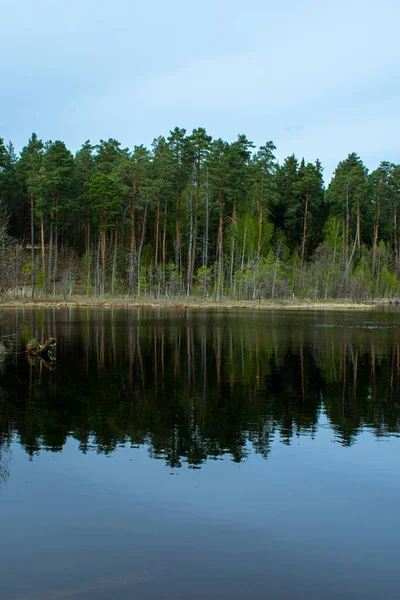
[{"x1": 1, "y1": 0, "x2": 400, "y2": 181}]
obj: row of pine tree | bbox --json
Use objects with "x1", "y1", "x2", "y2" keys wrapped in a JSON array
[{"x1": 1, "y1": 129, "x2": 400, "y2": 300}]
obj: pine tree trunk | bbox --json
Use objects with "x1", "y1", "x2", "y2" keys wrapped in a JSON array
[
  {"x1": 86, "y1": 220, "x2": 91, "y2": 294},
  {"x1": 341, "y1": 217, "x2": 359, "y2": 295},
  {"x1": 53, "y1": 224, "x2": 58, "y2": 297},
  {"x1": 241, "y1": 224, "x2": 247, "y2": 272},
  {"x1": 372, "y1": 196, "x2": 381, "y2": 277},
  {"x1": 230, "y1": 200, "x2": 237, "y2": 291},
  {"x1": 186, "y1": 167, "x2": 195, "y2": 294},
  {"x1": 203, "y1": 173, "x2": 209, "y2": 268},
  {"x1": 345, "y1": 182, "x2": 349, "y2": 268},
  {"x1": 48, "y1": 210, "x2": 53, "y2": 293},
  {"x1": 257, "y1": 174, "x2": 264, "y2": 260},
  {"x1": 87, "y1": 220, "x2": 91, "y2": 256},
  {"x1": 96, "y1": 234, "x2": 101, "y2": 295},
  {"x1": 357, "y1": 194, "x2": 361, "y2": 249},
  {"x1": 53, "y1": 193, "x2": 59, "y2": 297},
  {"x1": 30, "y1": 192, "x2": 35, "y2": 297},
  {"x1": 301, "y1": 187, "x2": 309, "y2": 266},
  {"x1": 271, "y1": 240, "x2": 281, "y2": 299},
  {"x1": 175, "y1": 172, "x2": 180, "y2": 273},
  {"x1": 129, "y1": 188, "x2": 137, "y2": 295},
  {"x1": 154, "y1": 197, "x2": 160, "y2": 269},
  {"x1": 40, "y1": 215, "x2": 45, "y2": 275},
  {"x1": 111, "y1": 229, "x2": 118, "y2": 295},
  {"x1": 189, "y1": 160, "x2": 201, "y2": 287},
  {"x1": 100, "y1": 226, "x2": 106, "y2": 296},
  {"x1": 217, "y1": 187, "x2": 224, "y2": 298},
  {"x1": 162, "y1": 194, "x2": 168, "y2": 289},
  {"x1": 395, "y1": 210, "x2": 399, "y2": 283},
  {"x1": 137, "y1": 203, "x2": 148, "y2": 297}
]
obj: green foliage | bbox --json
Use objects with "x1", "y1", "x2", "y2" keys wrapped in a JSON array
[
  {"x1": 37, "y1": 270, "x2": 46, "y2": 293},
  {"x1": 22, "y1": 261, "x2": 34, "y2": 275},
  {"x1": 84, "y1": 173, "x2": 122, "y2": 230},
  {"x1": 2, "y1": 128, "x2": 400, "y2": 300},
  {"x1": 138, "y1": 273, "x2": 149, "y2": 295},
  {"x1": 196, "y1": 266, "x2": 212, "y2": 296},
  {"x1": 326, "y1": 152, "x2": 370, "y2": 244}
]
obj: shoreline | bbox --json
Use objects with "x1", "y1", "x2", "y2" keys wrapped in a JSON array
[{"x1": 0, "y1": 297, "x2": 391, "y2": 311}]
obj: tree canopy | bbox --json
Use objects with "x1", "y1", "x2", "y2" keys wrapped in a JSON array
[{"x1": 1, "y1": 129, "x2": 400, "y2": 301}]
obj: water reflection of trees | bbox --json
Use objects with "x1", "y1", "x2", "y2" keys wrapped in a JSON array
[
  {"x1": 1, "y1": 308, "x2": 400, "y2": 468},
  {"x1": 0, "y1": 373, "x2": 12, "y2": 487},
  {"x1": 0, "y1": 311, "x2": 21, "y2": 486}
]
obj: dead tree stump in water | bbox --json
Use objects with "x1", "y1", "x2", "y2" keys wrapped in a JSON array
[{"x1": 26, "y1": 337, "x2": 57, "y2": 357}]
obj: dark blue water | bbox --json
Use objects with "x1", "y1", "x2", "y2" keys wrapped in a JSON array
[{"x1": 1, "y1": 308, "x2": 400, "y2": 599}]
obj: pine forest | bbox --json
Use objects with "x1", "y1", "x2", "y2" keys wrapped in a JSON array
[{"x1": 1, "y1": 129, "x2": 400, "y2": 302}]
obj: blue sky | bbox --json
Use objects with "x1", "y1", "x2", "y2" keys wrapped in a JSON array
[{"x1": 1, "y1": 0, "x2": 399, "y2": 180}]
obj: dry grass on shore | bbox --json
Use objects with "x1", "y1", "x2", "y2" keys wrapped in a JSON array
[{"x1": 0, "y1": 296, "x2": 386, "y2": 311}]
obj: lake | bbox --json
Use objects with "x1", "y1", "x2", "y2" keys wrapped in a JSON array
[{"x1": 1, "y1": 307, "x2": 400, "y2": 599}]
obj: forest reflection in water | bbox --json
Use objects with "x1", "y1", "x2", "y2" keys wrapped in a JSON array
[{"x1": 1, "y1": 307, "x2": 400, "y2": 471}]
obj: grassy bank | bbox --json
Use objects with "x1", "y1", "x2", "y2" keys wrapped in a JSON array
[{"x1": 0, "y1": 296, "x2": 389, "y2": 310}]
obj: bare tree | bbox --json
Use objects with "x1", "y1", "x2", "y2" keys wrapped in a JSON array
[{"x1": 0, "y1": 203, "x2": 24, "y2": 296}]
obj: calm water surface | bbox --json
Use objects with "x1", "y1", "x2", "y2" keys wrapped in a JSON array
[{"x1": 1, "y1": 308, "x2": 400, "y2": 599}]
